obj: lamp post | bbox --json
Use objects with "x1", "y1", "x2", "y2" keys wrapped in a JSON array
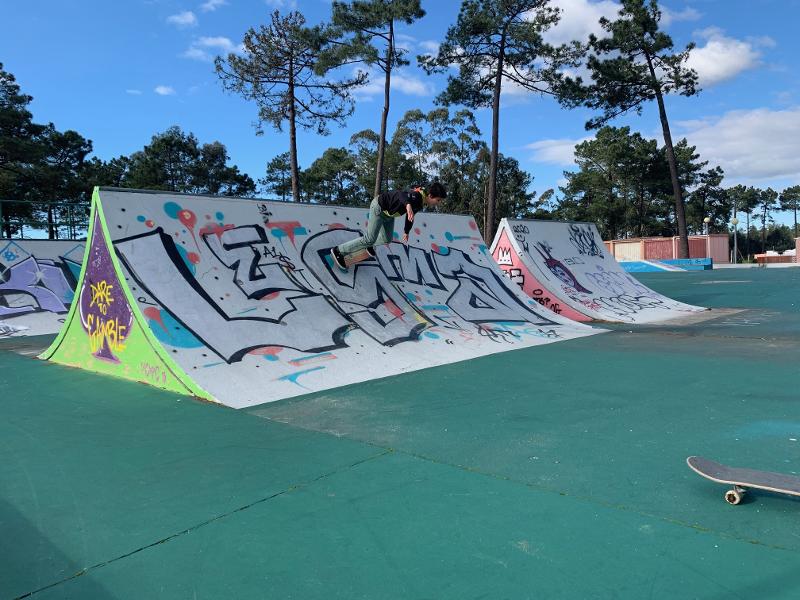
[
  {"x1": 703, "y1": 216, "x2": 711, "y2": 235},
  {"x1": 731, "y1": 217, "x2": 739, "y2": 264}
]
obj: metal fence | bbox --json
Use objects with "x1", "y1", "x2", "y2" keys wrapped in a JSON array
[{"x1": 0, "y1": 199, "x2": 90, "y2": 240}]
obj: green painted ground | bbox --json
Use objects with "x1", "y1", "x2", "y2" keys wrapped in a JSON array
[{"x1": 2, "y1": 266, "x2": 800, "y2": 599}]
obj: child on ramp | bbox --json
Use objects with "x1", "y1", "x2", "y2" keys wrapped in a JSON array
[{"x1": 330, "y1": 181, "x2": 447, "y2": 270}]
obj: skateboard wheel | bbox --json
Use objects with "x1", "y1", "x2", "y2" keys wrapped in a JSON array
[{"x1": 725, "y1": 489, "x2": 742, "y2": 505}]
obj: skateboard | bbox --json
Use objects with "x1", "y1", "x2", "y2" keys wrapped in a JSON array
[
  {"x1": 331, "y1": 248, "x2": 373, "y2": 271},
  {"x1": 686, "y1": 456, "x2": 800, "y2": 505}
]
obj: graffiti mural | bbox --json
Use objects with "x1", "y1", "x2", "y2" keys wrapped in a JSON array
[
  {"x1": 533, "y1": 242, "x2": 593, "y2": 294},
  {"x1": 490, "y1": 229, "x2": 590, "y2": 322},
  {"x1": 40, "y1": 189, "x2": 598, "y2": 407},
  {"x1": 78, "y1": 213, "x2": 133, "y2": 362},
  {"x1": 0, "y1": 240, "x2": 84, "y2": 336},
  {"x1": 490, "y1": 219, "x2": 705, "y2": 324}
]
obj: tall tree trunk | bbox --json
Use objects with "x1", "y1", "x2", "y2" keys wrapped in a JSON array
[
  {"x1": 287, "y1": 59, "x2": 300, "y2": 203},
  {"x1": 637, "y1": 185, "x2": 645, "y2": 237},
  {"x1": 48, "y1": 203, "x2": 55, "y2": 239},
  {"x1": 373, "y1": 19, "x2": 393, "y2": 198},
  {"x1": 746, "y1": 212, "x2": 750, "y2": 259},
  {"x1": 647, "y1": 56, "x2": 689, "y2": 258},
  {"x1": 487, "y1": 37, "x2": 506, "y2": 243}
]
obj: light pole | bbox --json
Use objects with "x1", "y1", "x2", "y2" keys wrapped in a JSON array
[
  {"x1": 703, "y1": 216, "x2": 711, "y2": 235},
  {"x1": 732, "y1": 217, "x2": 739, "y2": 264}
]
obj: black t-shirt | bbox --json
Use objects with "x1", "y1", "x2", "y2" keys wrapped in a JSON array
[{"x1": 378, "y1": 189, "x2": 424, "y2": 233}]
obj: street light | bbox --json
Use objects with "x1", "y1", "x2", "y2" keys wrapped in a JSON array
[
  {"x1": 731, "y1": 217, "x2": 739, "y2": 264},
  {"x1": 703, "y1": 216, "x2": 711, "y2": 235}
]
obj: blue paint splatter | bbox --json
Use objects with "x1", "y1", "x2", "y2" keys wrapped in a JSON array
[
  {"x1": 215, "y1": 211, "x2": 224, "y2": 221},
  {"x1": 147, "y1": 310, "x2": 204, "y2": 348},
  {"x1": 136, "y1": 215, "x2": 146, "y2": 223},
  {"x1": 174, "y1": 244, "x2": 196, "y2": 275},
  {"x1": 278, "y1": 366, "x2": 326, "y2": 388},
  {"x1": 164, "y1": 201, "x2": 181, "y2": 219},
  {"x1": 424, "y1": 331, "x2": 440, "y2": 339}
]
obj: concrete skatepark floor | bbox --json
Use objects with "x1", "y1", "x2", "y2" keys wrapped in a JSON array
[{"x1": 2, "y1": 267, "x2": 800, "y2": 599}]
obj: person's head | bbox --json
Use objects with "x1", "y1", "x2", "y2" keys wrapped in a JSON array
[{"x1": 425, "y1": 181, "x2": 447, "y2": 206}]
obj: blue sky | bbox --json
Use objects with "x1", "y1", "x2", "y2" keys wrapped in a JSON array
[{"x1": 3, "y1": 0, "x2": 799, "y2": 221}]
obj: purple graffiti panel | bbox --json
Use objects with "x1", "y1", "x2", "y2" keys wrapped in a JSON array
[{"x1": 78, "y1": 213, "x2": 133, "y2": 363}]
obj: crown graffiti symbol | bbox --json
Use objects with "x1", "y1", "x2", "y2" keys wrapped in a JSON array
[{"x1": 496, "y1": 247, "x2": 513, "y2": 265}]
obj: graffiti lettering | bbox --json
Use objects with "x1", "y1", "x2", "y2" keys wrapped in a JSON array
[
  {"x1": 378, "y1": 244, "x2": 445, "y2": 290},
  {"x1": 433, "y1": 247, "x2": 552, "y2": 324},
  {"x1": 116, "y1": 228, "x2": 351, "y2": 363},
  {"x1": 529, "y1": 289, "x2": 563, "y2": 314},
  {"x1": 140, "y1": 361, "x2": 169, "y2": 385},
  {"x1": 0, "y1": 257, "x2": 74, "y2": 316},
  {"x1": 576, "y1": 293, "x2": 666, "y2": 318},
  {"x1": 90, "y1": 280, "x2": 114, "y2": 315},
  {"x1": 87, "y1": 313, "x2": 128, "y2": 355},
  {"x1": 203, "y1": 225, "x2": 308, "y2": 300},
  {"x1": 500, "y1": 267, "x2": 524, "y2": 288},
  {"x1": 302, "y1": 229, "x2": 429, "y2": 346},
  {"x1": 568, "y1": 223, "x2": 604, "y2": 258}
]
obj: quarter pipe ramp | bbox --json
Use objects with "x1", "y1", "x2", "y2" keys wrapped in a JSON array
[
  {"x1": 42, "y1": 189, "x2": 600, "y2": 407},
  {"x1": 491, "y1": 219, "x2": 705, "y2": 323}
]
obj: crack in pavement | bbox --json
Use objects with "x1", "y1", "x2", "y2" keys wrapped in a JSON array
[{"x1": 14, "y1": 448, "x2": 392, "y2": 599}]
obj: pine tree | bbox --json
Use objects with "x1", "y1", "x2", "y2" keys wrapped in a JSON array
[
  {"x1": 318, "y1": 0, "x2": 425, "y2": 197},
  {"x1": 216, "y1": 10, "x2": 365, "y2": 202},
  {"x1": 420, "y1": 0, "x2": 579, "y2": 241},
  {"x1": 555, "y1": 0, "x2": 699, "y2": 257}
]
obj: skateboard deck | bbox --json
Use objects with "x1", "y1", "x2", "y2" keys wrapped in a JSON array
[
  {"x1": 344, "y1": 248, "x2": 372, "y2": 267},
  {"x1": 687, "y1": 456, "x2": 800, "y2": 505}
]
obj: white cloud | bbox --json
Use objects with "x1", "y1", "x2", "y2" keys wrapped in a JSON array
[
  {"x1": 166, "y1": 11, "x2": 198, "y2": 28},
  {"x1": 545, "y1": 1, "x2": 701, "y2": 45},
  {"x1": 354, "y1": 69, "x2": 433, "y2": 99},
  {"x1": 394, "y1": 33, "x2": 416, "y2": 52},
  {"x1": 544, "y1": 0, "x2": 620, "y2": 46},
  {"x1": 154, "y1": 85, "x2": 177, "y2": 96},
  {"x1": 660, "y1": 6, "x2": 701, "y2": 26},
  {"x1": 183, "y1": 36, "x2": 244, "y2": 62},
  {"x1": 419, "y1": 40, "x2": 440, "y2": 54},
  {"x1": 526, "y1": 136, "x2": 591, "y2": 166},
  {"x1": 125, "y1": 89, "x2": 143, "y2": 95},
  {"x1": 264, "y1": 0, "x2": 297, "y2": 8},
  {"x1": 687, "y1": 27, "x2": 767, "y2": 86},
  {"x1": 200, "y1": 0, "x2": 227, "y2": 12},
  {"x1": 676, "y1": 107, "x2": 800, "y2": 183}
]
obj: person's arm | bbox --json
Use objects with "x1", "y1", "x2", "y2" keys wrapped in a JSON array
[
  {"x1": 404, "y1": 203, "x2": 415, "y2": 234},
  {"x1": 400, "y1": 204, "x2": 414, "y2": 244}
]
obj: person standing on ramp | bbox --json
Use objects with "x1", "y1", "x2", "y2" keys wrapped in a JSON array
[{"x1": 330, "y1": 181, "x2": 447, "y2": 270}]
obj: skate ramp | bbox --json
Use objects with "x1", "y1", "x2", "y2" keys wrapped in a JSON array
[
  {"x1": 490, "y1": 219, "x2": 705, "y2": 323},
  {"x1": 42, "y1": 188, "x2": 601, "y2": 408},
  {"x1": 1, "y1": 240, "x2": 84, "y2": 337}
]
